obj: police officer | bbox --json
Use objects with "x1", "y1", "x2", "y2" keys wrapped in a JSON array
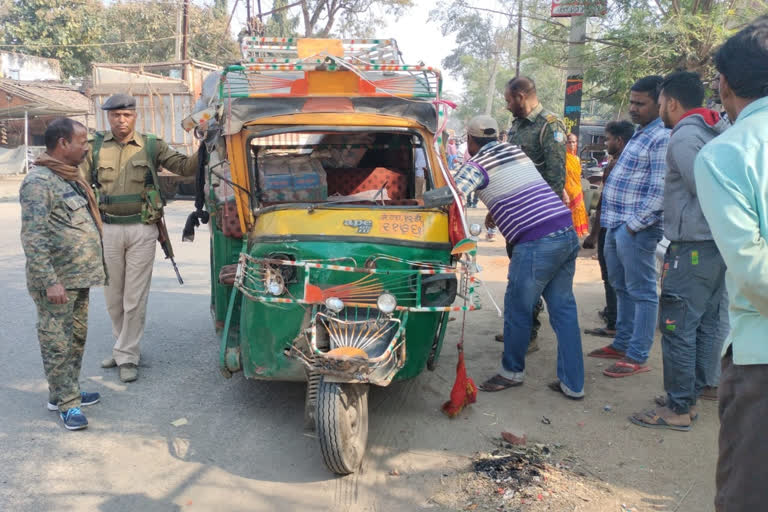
[
  {"x1": 492, "y1": 76, "x2": 568, "y2": 352},
  {"x1": 82, "y1": 94, "x2": 198, "y2": 383},
  {"x1": 505, "y1": 76, "x2": 567, "y2": 197},
  {"x1": 21, "y1": 118, "x2": 107, "y2": 430}
]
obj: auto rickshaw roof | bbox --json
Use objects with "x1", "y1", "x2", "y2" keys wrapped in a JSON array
[
  {"x1": 220, "y1": 96, "x2": 439, "y2": 135},
  {"x1": 212, "y1": 38, "x2": 442, "y2": 135}
]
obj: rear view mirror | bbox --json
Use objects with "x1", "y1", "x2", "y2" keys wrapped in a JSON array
[{"x1": 423, "y1": 186, "x2": 455, "y2": 207}]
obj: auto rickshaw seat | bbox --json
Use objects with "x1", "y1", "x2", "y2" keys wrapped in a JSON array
[
  {"x1": 326, "y1": 167, "x2": 408, "y2": 200},
  {"x1": 216, "y1": 200, "x2": 244, "y2": 239}
]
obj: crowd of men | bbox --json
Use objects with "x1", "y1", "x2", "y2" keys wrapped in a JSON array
[{"x1": 453, "y1": 15, "x2": 767, "y2": 511}]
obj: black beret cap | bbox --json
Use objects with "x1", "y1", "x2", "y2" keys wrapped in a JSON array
[{"x1": 101, "y1": 94, "x2": 136, "y2": 111}]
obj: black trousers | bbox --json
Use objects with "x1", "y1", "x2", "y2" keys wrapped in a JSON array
[
  {"x1": 597, "y1": 227, "x2": 617, "y2": 329},
  {"x1": 715, "y1": 349, "x2": 768, "y2": 512}
]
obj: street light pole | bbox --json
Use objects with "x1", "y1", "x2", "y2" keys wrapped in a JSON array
[{"x1": 563, "y1": 14, "x2": 586, "y2": 136}]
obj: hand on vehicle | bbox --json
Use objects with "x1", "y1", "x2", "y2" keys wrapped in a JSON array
[
  {"x1": 485, "y1": 212, "x2": 496, "y2": 229},
  {"x1": 46, "y1": 283, "x2": 68, "y2": 304}
]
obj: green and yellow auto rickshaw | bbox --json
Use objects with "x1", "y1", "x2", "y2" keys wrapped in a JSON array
[{"x1": 184, "y1": 37, "x2": 479, "y2": 474}]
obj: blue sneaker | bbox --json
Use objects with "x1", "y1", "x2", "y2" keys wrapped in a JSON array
[
  {"x1": 47, "y1": 391, "x2": 100, "y2": 411},
  {"x1": 59, "y1": 407, "x2": 88, "y2": 431}
]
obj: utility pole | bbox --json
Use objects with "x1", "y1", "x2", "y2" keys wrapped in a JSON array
[
  {"x1": 485, "y1": 52, "x2": 499, "y2": 115},
  {"x1": 23, "y1": 110, "x2": 29, "y2": 174},
  {"x1": 181, "y1": 0, "x2": 189, "y2": 79},
  {"x1": 175, "y1": 6, "x2": 183, "y2": 60},
  {"x1": 515, "y1": 0, "x2": 523, "y2": 76},
  {"x1": 563, "y1": 14, "x2": 586, "y2": 137},
  {"x1": 246, "y1": 0, "x2": 252, "y2": 34}
]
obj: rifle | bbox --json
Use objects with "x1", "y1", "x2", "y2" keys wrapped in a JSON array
[{"x1": 157, "y1": 217, "x2": 184, "y2": 285}]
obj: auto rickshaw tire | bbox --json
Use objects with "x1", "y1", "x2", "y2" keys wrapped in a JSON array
[{"x1": 316, "y1": 378, "x2": 369, "y2": 475}]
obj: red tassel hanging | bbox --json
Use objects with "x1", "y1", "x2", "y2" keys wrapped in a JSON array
[{"x1": 441, "y1": 342, "x2": 478, "y2": 417}]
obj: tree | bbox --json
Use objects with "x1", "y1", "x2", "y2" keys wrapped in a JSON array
[
  {"x1": 96, "y1": 1, "x2": 239, "y2": 67},
  {"x1": 524, "y1": 0, "x2": 766, "y2": 108},
  {"x1": 431, "y1": 1, "x2": 566, "y2": 131},
  {"x1": 0, "y1": 0, "x2": 240, "y2": 78},
  {"x1": 0, "y1": 0, "x2": 106, "y2": 77},
  {"x1": 300, "y1": 0, "x2": 413, "y2": 37},
  {"x1": 265, "y1": 0, "x2": 300, "y2": 37}
]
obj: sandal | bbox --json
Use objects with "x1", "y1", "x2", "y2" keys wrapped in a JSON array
[
  {"x1": 479, "y1": 374, "x2": 523, "y2": 392},
  {"x1": 584, "y1": 327, "x2": 617, "y2": 338},
  {"x1": 547, "y1": 380, "x2": 584, "y2": 401},
  {"x1": 653, "y1": 395, "x2": 699, "y2": 422},
  {"x1": 603, "y1": 359, "x2": 651, "y2": 378},
  {"x1": 587, "y1": 345, "x2": 625, "y2": 359},
  {"x1": 629, "y1": 408, "x2": 691, "y2": 432}
]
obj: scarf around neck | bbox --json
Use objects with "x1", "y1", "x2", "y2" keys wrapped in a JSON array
[{"x1": 34, "y1": 153, "x2": 103, "y2": 234}]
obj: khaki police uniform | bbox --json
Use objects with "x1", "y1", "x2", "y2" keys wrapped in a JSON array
[
  {"x1": 20, "y1": 165, "x2": 107, "y2": 411},
  {"x1": 508, "y1": 103, "x2": 567, "y2": 198},
  {"x1": 81, "y1": 96, "x2": 197, "y2": 370}
]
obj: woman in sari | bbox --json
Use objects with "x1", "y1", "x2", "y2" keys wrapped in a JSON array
[{"x1": 565, "y1": 133, "x2": 590, "y2": 236}]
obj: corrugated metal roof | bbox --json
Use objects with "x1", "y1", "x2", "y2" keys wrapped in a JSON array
[{"x1": 0, "y1": 79, "x2": 92, "y2": 119}]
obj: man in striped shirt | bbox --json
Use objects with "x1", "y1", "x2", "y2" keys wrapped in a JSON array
[
  {"x1": 453, "y1": 115, "x2": 585, "y2": 399},
  {"x1": 589, "y1": 76, "x2": 670, "y2": 378}
]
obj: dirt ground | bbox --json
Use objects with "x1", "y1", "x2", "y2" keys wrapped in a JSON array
[
  {"x1": 429, "y1": 207, "x2": 719, "y2": 512},
  {"x1": 0, "y1": 174, "x2": 718, "y2": 512}
]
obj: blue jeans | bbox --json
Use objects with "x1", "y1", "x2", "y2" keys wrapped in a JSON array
[
  {"x1": 604, "y1": 223, "x2": 663, "y2": 363},
  {"x1": 660, "y1": 241, "x2": 728, "y2": 414},
  {"x1": 706, "y1": 291, "x2": 729, "y2": 387},
  {"x1": 501, "y1": 227, "x2": 584, "y2": 396}
]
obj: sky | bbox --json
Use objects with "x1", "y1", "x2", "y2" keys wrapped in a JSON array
[{"x1": 229, "y1": 0, "x2": 511, "y2": 97}]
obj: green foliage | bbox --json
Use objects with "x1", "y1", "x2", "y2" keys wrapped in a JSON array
[
  {"x1": 431, "y1": 0, "x2": 566, "y2": 131},
  {"x1": 95, "y1": 1, "x2": 239, "y2": 67},
  {"x1": 0, "y1": 0, "x2": 105, "y2": 77},
  {"x1": 526, "y1": 0, "x2": 764, "y2": 108},
  {"x1": 0, "y1": 0, "x2": 240, "y2": 79},
  {"x1": 433, "y1": 0, "x2": 765, "y2": 124},
  {"x1": 265, "y1": 0, "x2": 300, "y2": 38},
  {"x1": 300, "y1": 0, "x2": 413, "y2": 37}
]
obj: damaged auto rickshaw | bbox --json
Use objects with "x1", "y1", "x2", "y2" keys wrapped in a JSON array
[{"x1": 183, "y1": 37, "x2": 480, "y2": 474}]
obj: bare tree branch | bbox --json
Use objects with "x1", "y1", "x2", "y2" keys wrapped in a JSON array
[
  {"x1": 319, "y1": 0, "x2": 339, "y2": 36},
  {"x1": 301, "y1": 0, "x2": 312, "y2": 36},
  {"x1": 691, "y1": 0, "x2": 701, "y2": 15},
  {"x1": 521, "y1": 26, "x2": 629, "y2": 48}
]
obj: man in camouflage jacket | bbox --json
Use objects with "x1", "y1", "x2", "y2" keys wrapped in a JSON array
[
  {"x1": 20, "y1": 118, "x2": 106, "y2": 431},
  {"x1": 505, "y1": 77, "x2": 567, "y2": 198}
]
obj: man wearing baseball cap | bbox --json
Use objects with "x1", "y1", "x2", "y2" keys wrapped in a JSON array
[{"x1": 453, "y1": 115, "x2": 585, "y2": 399}]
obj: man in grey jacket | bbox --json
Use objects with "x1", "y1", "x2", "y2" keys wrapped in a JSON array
[{"x1": 630, "y1": 71, "x2": 730, "y2": 431}]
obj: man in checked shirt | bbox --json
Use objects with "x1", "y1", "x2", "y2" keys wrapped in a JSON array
[{"x1": 588, "y1": 75, "x2": 671, "y2": 378}]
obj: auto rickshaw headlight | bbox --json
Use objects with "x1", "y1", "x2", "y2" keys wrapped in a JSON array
[
  {"x1": 469, "y1": 223, "x2": 482, "y2": 237},
  {"x1": 377, "y1": 293, "x2": 397, "y2": 314},
  {"x1": 266, "y1": 276, "x2": 285, "y2": 296},
  {"x1": 325, "y1": 297, "x2": 344, "y2": 313}
]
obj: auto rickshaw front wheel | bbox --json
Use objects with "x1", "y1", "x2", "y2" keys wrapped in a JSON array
[{"x1": 316, "y1": 377, "x2": 369, "y2": 475}]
